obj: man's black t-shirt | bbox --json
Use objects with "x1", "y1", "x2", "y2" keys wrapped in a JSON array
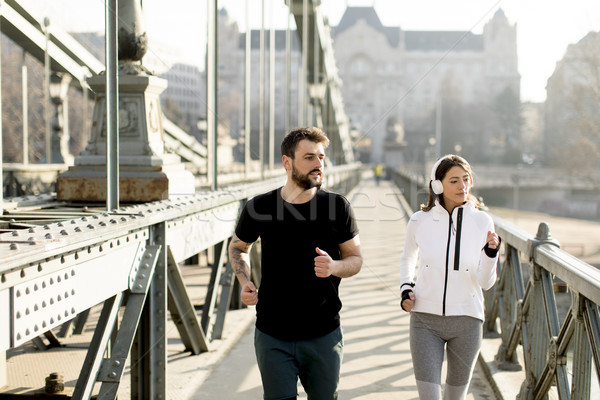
[{"x1": 235, "y1": 187, "x2": 358, "y2": 341}]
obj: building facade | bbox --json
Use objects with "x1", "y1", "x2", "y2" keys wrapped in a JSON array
[
  {"x1": 545, "y1": 31, "x2": 600, "y2": 172},
  {"x1": 332, "y1": 7, "x2": 520, "y2": 164}
]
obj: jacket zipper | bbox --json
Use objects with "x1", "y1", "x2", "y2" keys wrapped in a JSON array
[
  {"x1": 442, "y1": 211, "x2": 453, "y2": 316},
  {"x1": 442, "y1": 207, "x2": 464, "y2": 315},
  {"x1": 454, "y1": 208, "x2": 464, "y2": 270}
]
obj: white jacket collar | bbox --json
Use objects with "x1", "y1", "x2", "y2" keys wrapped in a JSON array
[{"x1": 431, "y1": 199, "x2": 473, "y2": 220}]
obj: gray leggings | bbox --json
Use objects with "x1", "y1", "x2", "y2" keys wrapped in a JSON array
[{"x1": 410, "y1": 312, "x2": 482, "y2": 400}]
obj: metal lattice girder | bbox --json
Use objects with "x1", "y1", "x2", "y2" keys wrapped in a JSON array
[
  {"x1": 72, "y1": 244, "x2": 160, "y2": 400},
  {"x1": 72, "y1": 293, "x2": 124, "y2": 400},
  {"x1": 584, "y1": 301, "x2": 600, "y2": 384},
  {"x1": 201, "y1": 240, "x2": 228, "y2": 338},
  {"x1": 167, "y1": 248, "x2": 208, "y2": 354},
  {"x1": 212, "y1": 263, "x2": 235, "y2": 340},
  {"x1": 131, "y1": 224, "x2": 168, "y2": 400},
  {"x1": 10, "y1": 236, "x2": 147, "y2": 348},
  {"x1": 95, "y1": 245, "x2": 162, "y2": 399}
]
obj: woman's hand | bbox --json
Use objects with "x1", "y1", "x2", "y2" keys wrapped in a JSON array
[
  {"x1": 401, "y1": 291, "x2": 415, "y2": 312},
  {"x1": 486, "y1": 231, "x2": 500, "y2": 249}
]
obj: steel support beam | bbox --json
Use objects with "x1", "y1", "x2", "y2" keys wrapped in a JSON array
[
  {"x1": 72, "y1": 293, "x2": 124, "y2": 400},
  {"x1": 131, "y1": 224, "x2": 167, "y2": 399},
  {"x1": 167, "y1": 248, "x2": 208, "y2": 354},
  {"x1": 201, "y1": 240, "x2": 228, "y2": 339}
]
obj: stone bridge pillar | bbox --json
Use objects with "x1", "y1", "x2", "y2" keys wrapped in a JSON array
[{"x1": 57, "y1": 0, "x2": 194, "y2": 202}]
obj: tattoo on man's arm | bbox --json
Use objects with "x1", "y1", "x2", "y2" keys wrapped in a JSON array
[{"x1": 230, "y1": 243, "x2": 252, "y2": 281}]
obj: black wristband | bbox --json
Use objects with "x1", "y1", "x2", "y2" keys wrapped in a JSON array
[{"x1": 483, "y1": 236, "x2": 501, "y2": 258}]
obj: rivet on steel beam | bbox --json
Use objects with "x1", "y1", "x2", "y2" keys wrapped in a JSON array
[
  {"x1": 81, "y1": 217, "x2": 87, "y2": 221},
  {"x1": 142, "y1": 263, "x2": 149, "y2": 269},
  {"x1": 110, "y1": 219, "x2": 117, "y2": 224},
  {"x1": 120, "y1": 217, "x2": 127, "y2": 222},
  {"x1": 28, "y1": 237, "x2": 35, "y2": 244},
  {"x1": 92, "y1": 215, "x2": 99, "y2": 219},
  {"x1": 43, "y1": 225, "x2": 50, "y2": 230},
  {"x1": 57, "y1": 222, "x2": 63, "y2": 227},
  {"x1": 9, "y1": 218, "x2": 16, "y2": 222},
  {"x1": 136, "y1": 284, "x2": 143, "y2": 290},
  {"x1": 10, "y1": 243, "x2": 19, "y2": 250},
  {"x1": 75, "y1": 227, "x2": 82, "y2": 232},
  {"x1": 70, "y1": 220, "x2": 77, "y2": 224},
  {"x1": 60, "y1": 230, "x2": 68, "y2": 236},
  {"x1": 112, "y1": 360, "x2": 121, "y2": 367},
  {"x1": 109, "y1": 371, "x2": 117, "y2": 379},
  {"x1": 99, "y1": 222, "x2": 106, "y2": 227},
  {"x1": 20, "y1": 270, "x2": 26, "y2": 278},
  {"x1": 12, "y1": 230, "x2": 19, "y2": 236},
  {"x1": 28, "y1": 228, "x2": 35, "y2": 233},
  {"x1": 45, "y1": 233, "x2": 53, "y2": 239},
  {"x1": 87, "y1": 224, "x2": 95, "y2": 230}
]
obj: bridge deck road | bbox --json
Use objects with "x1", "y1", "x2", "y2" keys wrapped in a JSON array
[{"x1": 189, "y1": 176, "x2": 495, "y2": 399}]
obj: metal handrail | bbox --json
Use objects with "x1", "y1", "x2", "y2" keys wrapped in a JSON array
[{"x1": 487, "y1": 216, "x2": 600, "y2": 400}]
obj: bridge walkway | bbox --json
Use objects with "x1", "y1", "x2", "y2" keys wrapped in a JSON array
[
  {"x1": 187, "y1": 176, "x2": 496, "y2": 399},
  {"x1": 8, "y1": 175, "x2": 599, "y2": 398}
]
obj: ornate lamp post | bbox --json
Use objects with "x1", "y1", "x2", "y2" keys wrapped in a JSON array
[{"x1": 57, "y1": 0, "x2": 194, "y2": 202}]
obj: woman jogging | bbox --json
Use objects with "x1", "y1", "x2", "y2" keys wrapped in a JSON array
[{"x1": 399, "y1": 154, "x2": 500, "y2": 400}]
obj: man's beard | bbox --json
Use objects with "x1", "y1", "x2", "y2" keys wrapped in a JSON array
[{"x1": 292, "y1": 164, "x2": 323, "y2": 190}]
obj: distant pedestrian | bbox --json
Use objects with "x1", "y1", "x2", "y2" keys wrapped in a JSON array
[
  {"x1": 229, "y1": 127, "x2": 363, "y2": 400},
  {"x1": 374, "y1": 164, "x2": 383, "y2": 185},
  {"x1": 399, "y1": 154, "x2": 500, "y2": 400}
]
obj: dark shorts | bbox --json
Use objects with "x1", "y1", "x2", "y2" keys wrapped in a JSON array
[{"x1": 254, "y1": 326, "x2": 343, "y2": 400}]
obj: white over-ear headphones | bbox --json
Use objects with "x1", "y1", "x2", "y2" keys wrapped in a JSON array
[{"x1": 430, "y1": 155, "x2": 450, "y2": 195}]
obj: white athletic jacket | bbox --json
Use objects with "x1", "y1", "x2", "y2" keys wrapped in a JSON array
[{"x1": 399, "y1": 200, "x2": 498, "y2": 321}]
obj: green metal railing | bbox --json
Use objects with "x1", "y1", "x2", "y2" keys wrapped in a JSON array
[{"x1": 487, "y1": 218, "x2": 600, "y2": 400}]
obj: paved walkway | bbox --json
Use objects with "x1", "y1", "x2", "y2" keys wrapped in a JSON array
[
  {"x1": 5, "y1": 177, "x2": 600, "y2": 398},
  {"x1": 188, "y1": 177, "x2": 495, "y2": 399}
]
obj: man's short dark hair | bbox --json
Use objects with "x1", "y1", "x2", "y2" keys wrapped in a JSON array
[{"x1": 281, "y1": 127, "x2": 330, "y2": 159}]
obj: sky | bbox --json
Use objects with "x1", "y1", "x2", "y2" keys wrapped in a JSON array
[{"x1": 20, "y1": 0, "x2": 600, "y2": 103}]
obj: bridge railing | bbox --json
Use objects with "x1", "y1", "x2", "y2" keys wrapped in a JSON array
[
  {"x1": 487, "y1": 218, "x2": 600, "y2": 400},
  {"x1": 390, "y1": 165, "x2": 600, "y2": 399},
  {"x1": 0, "y1": 164, "x2": 361, "y2": 397}
]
